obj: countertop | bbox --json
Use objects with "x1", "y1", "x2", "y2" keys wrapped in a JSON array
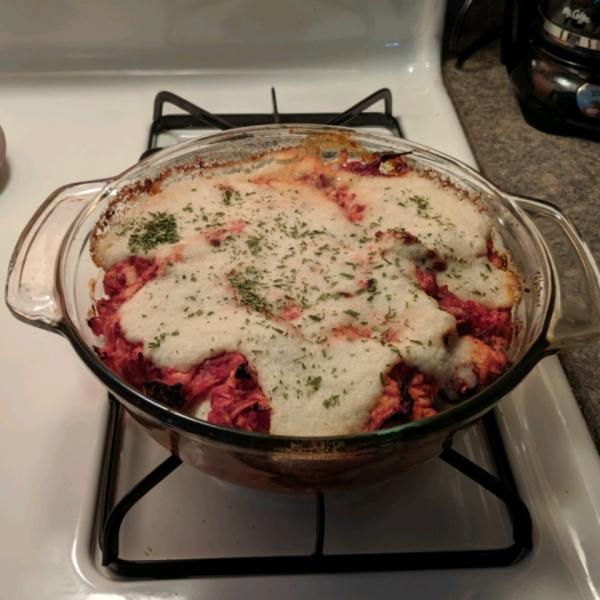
[{"x1": 443, "y1": 41, "x2": 600, "y2": 451}]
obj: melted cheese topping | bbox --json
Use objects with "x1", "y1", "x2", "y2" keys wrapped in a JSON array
[{"x1": 93, "y1": 155, "x2": 520, "y2": 436}]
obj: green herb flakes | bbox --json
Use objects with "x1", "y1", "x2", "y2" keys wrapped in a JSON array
[
  {"x1": 228, "y1": 266, "x2": 268, "y2": 312},
  {"x1": 323, "y1": 394, "x2": 340, "y2": 409},
  {"x1": 246, "y1": 235, "x2": 263, "y2": 256},
  {"x1": 306, "y1": 375, "x2": 322, "y2": 395},
  {"x1": 128, "y1": 212, "x2": 180, "y2": 254},
  {"x1": 407, "y1": 195, "x2": 430, "y2": 210}
]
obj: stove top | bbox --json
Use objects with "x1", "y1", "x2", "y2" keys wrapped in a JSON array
[
  {"x1": 98, "y1": 398, "x2": 532, "y2": 576},
  {"x1": 1, "y1": 1, "x2": 600, "y2": 597},
  {"x1": 90, "y1": 89, "x2": 531, "y2": 579}
]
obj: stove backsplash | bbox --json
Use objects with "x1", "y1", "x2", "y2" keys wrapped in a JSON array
[{"x1": 0, "y1": 0, "x2": 446, "y2": 73}]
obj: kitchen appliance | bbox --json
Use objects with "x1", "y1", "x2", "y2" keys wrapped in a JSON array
[
  {"x1": 504, "y1": 0, "x2": 600, "y2": 136},
  {"x1": 2, "y1": 1, "x2": 600, "y2": 598}
]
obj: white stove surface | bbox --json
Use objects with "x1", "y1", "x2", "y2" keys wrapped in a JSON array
[
  {"x1": 1, "y1": 6, "x2": 600, "y2": 597},
  {"x1": 101, "y1": 412, "x2": 513, "y2": 562}
]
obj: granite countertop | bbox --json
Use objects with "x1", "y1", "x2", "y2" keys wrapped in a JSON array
[{"x1": 443, "y1": 41, "x2": 600, "y2": 450}]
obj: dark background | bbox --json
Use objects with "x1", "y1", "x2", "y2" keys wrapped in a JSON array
[{"x1": 442, "y1": 0, "x2": 507, "y2": 59}]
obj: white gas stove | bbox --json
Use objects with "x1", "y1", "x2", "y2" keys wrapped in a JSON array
[{"x1": 1, "y1": 1, "x2": 600, "y2": 598}]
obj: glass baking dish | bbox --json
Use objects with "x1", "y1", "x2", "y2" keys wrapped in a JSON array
[{"x1": 7, "y1": 125, "x2": 600, "y2": 493}]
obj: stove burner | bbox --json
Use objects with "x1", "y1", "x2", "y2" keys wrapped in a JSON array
[
  {"x1": 141, "y1": 88, "x2": 403, "y2": 160},
  {"x1": 98, "y1": 398, "x2": 532, "y2": 578},
  {"x1": 97, "y1": 90, "x2": 532, "y2": 578}
]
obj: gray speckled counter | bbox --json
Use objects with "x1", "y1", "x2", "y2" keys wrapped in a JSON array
[{"x1": 443, "y1": 42, "x2": 600, "y2": 451}]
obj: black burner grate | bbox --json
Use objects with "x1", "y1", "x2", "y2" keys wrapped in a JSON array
[
  {"x1": 97, "y1": 90, "x2": 532, "y2": 579},
  {"x1": 141, "y1": 88, "x2": 403, "y2": 159},
  {"x1": 98, "y1": 398, "x2": 532, "y2": 578}
]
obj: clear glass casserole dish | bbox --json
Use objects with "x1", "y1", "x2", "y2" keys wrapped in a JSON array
[{"x1": 6, "y1": 125, "x2": 600, "y2": 493}]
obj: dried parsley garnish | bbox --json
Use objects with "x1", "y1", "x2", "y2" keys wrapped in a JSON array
[
  {"x1": 222, "y1": 189, "x2": 242, "y2": 206},
  {"x1": 306, "y1": 375, "x2": 322, "y2": 396},
  {"x1": 323, "y1": 394, "x2": 340, "y2": 409},
  {"x1": 228, "y1": 266, "x2": 268, "y2": 312},
  {"x1": 407, "y1": 195, "x2": 429, "y2": 210},
  {"x1": 246, "y1": 235, "x2": 263, "y2": 256},
  {"x1": 128, "y1": 212, "x2": 180, "y2": 254}
]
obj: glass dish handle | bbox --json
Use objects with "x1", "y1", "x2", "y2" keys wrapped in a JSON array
[
  {"x1": 5, "y1": 180, "x2": 106, "y2": 334},
  {"x1": 508, "y1": 193, "x2": 600, "y2": 352}
]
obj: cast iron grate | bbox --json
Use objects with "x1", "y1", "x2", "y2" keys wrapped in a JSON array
[
  {"x1": 97, "y1": 91, "x2": 532, "y2": 578},
  {"x1": 98, "y1": 398, "x2": 532, "y2": 578},
  {"x1": 141, "y1": 87, "x2": 403, "y2": 160}
]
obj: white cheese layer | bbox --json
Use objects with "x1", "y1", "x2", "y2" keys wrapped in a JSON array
[{"x1": 95, "y1": 157, "x2": 520, "y2": 436}]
